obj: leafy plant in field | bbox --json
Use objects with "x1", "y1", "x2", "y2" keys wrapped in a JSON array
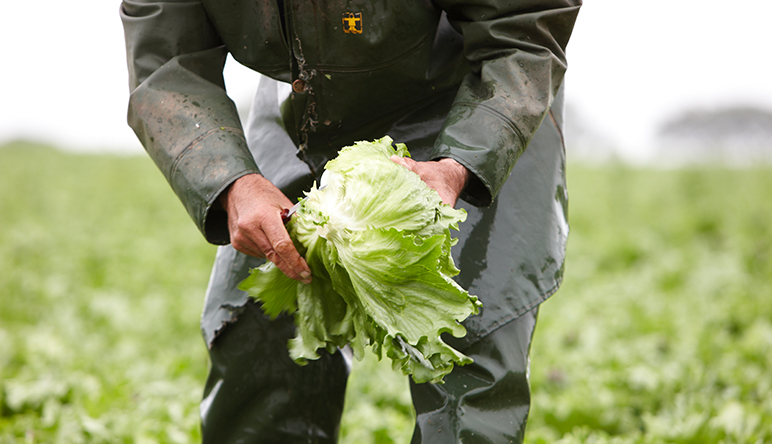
[{"x1": 526, "y1": 165, "x2": 772, "y2": 444}]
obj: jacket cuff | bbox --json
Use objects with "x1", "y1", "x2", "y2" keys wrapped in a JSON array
[
  {"x1": 167, "y1": 127, "x2": 260, "y2": 245},
  {"x1": 431, "y1": 103, "x2": 526, "y2": 207}
]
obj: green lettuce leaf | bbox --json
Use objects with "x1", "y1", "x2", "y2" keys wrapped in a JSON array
[{"x1": 238, "y1": 136, "x2": 481, "y2": 383}]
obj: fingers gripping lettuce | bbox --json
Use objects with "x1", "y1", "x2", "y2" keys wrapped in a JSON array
[{"x1": 238, "y1": 137, "x2": 481, "y2": 383}]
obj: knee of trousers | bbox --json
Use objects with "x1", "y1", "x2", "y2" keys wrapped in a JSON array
[
  {"x1": 200, "y1": 300, "x2": 350, "y2": 444},
  {"x1": 409, "y1": 307, "x2": 539, "y2": 444}
]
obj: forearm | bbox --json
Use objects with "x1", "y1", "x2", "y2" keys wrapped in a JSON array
[
  {"x1": 432, "y1": 0, "x2": 582, "y2": 206},
  {"x1": 126, "y1": 49, "x2": 260, "y2": 244},
  {"x1": 122, "y1": 0, "x2": 260, "y2": 244}
]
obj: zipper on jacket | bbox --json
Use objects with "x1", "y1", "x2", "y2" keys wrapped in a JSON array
[{"x1": 282, "y1": 0, "x2": 319, "y2": 165}]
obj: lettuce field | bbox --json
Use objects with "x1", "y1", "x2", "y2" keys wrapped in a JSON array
[{"x1": 1, "y1": 141, "x2": 771, "y2": 443}]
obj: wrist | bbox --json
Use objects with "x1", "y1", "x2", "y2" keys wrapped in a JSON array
[
  {"x1": 219, "y1": 173, "x2": 263, "y2": 209},
  {"x1": 438, "y1": 158, "x2": 470, "y2": 195}
]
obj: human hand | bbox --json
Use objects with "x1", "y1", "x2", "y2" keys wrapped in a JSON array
[
  {"x1": 390, "y1": 156, "x2": 470, "y2": 207},
  {"x1": 220, "y1": 173, "x2": 312, "y2": 284}
]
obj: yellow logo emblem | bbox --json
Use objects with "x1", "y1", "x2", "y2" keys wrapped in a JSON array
[{"x1": 342, "y1": 12, "x2": 363, "y2": 34}]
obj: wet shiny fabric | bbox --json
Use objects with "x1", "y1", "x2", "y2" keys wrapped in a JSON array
[
  {"x1": 200, "y1": 300, "x2": 537, "y2": 444},
  {"x1": 411, "y1": 308, "x2": 538, "y2": 444},
  {"x1": 201, "y1": 301, "x2": 349, "y2": 444},
  {"x1": 120, "y1": 0, "x2": 580, "y2": 247}
]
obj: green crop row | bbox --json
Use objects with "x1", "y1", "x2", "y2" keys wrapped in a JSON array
[{"x1": 1, "y1": 141, "x2": 770, "y2": 443}]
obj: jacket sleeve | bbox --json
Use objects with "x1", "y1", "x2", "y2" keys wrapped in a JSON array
[
  {"x1": 431, "y1": 0, "x2": 581, "y2": 206},
  {"x1": 121, "y1": 0, "x2": 261, "y2": 244}
]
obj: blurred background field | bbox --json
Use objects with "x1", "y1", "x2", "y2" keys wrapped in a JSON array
[{"x1": 2, "y1": 140, "x2": 772, "y2": 443}]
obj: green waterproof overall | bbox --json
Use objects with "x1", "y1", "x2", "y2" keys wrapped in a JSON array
[{"x1": 121, "y1": 0, "x2": 581, "y2": 442}]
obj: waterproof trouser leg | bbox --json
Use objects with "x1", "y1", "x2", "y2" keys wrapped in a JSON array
[
  {"x1": 200, "y1": 300, "x2": 349, "y2": 444},
  {"x1": 410, "y1": 307, "x2": 539, "y2": 444},
  {"x1": 200, "y1": 299, "x2": 537, "y2": 444}
]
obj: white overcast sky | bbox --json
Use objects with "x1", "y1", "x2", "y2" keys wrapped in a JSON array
[{"x1": 1, "y1": 0, "x2": 771, "y2": 161}]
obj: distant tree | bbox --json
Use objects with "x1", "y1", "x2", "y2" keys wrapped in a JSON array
[{"x1": 657, "y1": 106, "x2": 772, "y2": 164}]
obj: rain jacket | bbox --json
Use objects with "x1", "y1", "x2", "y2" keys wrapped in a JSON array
[{"x1": 121, "y1": 0, "x2": 581, "y2": 347}]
